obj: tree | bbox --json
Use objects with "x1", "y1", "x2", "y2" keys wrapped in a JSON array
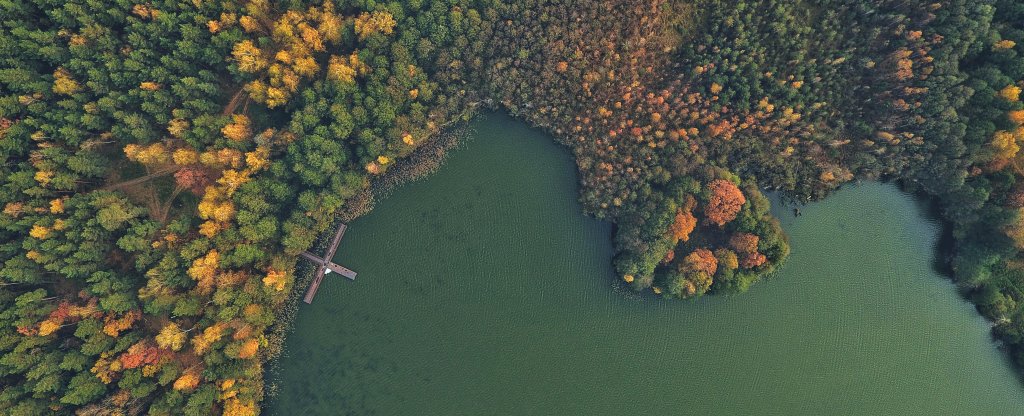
[
  {"x1": 669, "y1": 199, "x2": 697, "y2": 242},
  {"x1": 729, "y1": 233, "x2": 760, "y2": 254},
  {"x1": 327, "y1": 55, "x2": 357, "y2": 84},
  {"x1": 237, "y1": 339, "x2": 259, "y2": 359},
  {"x1": 715, "y1": 248, "x2": 739, "y2": 271},
  {"x1": 174, "y1": 167, "x2": 212, "y2": 194},
  {"x1": 1009, "y1": 110, "x2": 1024, "y2": 126},
  {"x1": 990, "y1": 130, "x2": 1020, "y2": 168},
  {"x1": 155, "y1": 323, "x2": 186, "y2": 351},
  {"x1": 740, "y1": 252, "x2": 767, "y2": 269},
  {"x1": 354, "y1": 11, "x2": 397, "y2": 40},
  {"x1": 222, "y1": 115, "x2": 252, "y2": 142},
  {"x1": 232, "y1": 41, "x2": 266, "y2": 73},
  {"x1": 682, "y1": 248, "x2": 718, "y2": 276},
  {"x1": 262, "y1": 269, "x2": 287, "y2": 291},
  {"x1": 187, "y1": 250, "x2": 220, "y2": 294},
  {"x1": 704, "y1": 179, "x2": 745, "y2": 226},
  {"x1": 1001, "y1": 84, "x2": 1022, "y2": 102},
  {"x1": 173, "y1": 371, "x2": 200, "y2": 391},
  {"x1": 52, "y1": 68, "x2": 81, "y2": 95}
]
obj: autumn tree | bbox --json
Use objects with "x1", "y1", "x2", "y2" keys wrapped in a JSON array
[
  {"x1": 704, "y1": 179, "x2": 745, "y2": 226},
  {"x1": 155, "y1": 322, "x2": 187, "y2": 351},
  {"x1": 682, "y1": 248, "x2": 718, "y2": 276},
  {"x1": 669, "y1": 206, "x2": 697, "y2": 243},
  {"x1": 353, "y1": 11, "x2": 397, "y2": 40}
]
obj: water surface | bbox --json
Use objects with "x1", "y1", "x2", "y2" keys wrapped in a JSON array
[{"x1": 269, "y1": 113, "x2": 1024, "y2": 414}]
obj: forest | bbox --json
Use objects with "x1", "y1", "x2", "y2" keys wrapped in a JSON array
[{"x1": 1, "y1": 0, "x2": 1022, "y2": 414}]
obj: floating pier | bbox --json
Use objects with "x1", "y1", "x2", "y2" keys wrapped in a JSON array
[{"x1": 299, "y1": 223, "x2": 357, "y2": 303}]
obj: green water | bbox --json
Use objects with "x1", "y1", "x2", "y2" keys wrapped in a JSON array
[{"x1": 268, "y1": 113, "x2": 1024, "y2": 415}]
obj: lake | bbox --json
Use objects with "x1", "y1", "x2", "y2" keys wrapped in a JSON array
[{"x1": 267, "y1": 112, "x2": 1024, "y2": 414}]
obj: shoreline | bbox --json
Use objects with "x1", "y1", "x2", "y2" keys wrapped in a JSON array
[{"x1": 261, "y1": 110, "x2": 479, "y2": 400}]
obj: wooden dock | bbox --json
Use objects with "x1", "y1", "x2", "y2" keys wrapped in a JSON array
[{"x1": 300, "y1": 223, "x2": 357, "y2": 304}]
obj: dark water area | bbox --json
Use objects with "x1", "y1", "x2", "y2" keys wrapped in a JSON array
[{"x1": 268, "y1": 113, "x2": 1024, "y2": 415}]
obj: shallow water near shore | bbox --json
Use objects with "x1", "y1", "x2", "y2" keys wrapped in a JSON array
[{"x1": 267, "y1": 112, "x2": 1024, "y2": 414}]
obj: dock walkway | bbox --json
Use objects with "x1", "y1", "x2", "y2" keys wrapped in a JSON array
[{"x1": 299, "y1": 223, "x2": 357, "y2": 303}]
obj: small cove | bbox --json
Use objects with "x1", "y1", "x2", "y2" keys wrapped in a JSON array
[{"x1": 268, "y1": 113, "x2": 1024, "y2": 414}]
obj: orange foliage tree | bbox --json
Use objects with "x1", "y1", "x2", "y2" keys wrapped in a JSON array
[
  {"x1": 669, "y1": 207, "x2": 697, "y2": 243},
  {"x1": 682, "y1": 248, "x2": 718, "y2": 276},
  {"x1": 704, "y1": 179, "x2": 745, "y2": 226}
]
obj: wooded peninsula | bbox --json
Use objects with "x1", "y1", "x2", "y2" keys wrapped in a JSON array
[{"x1": 1, "y1": 0, "x2": 1023, "y2": 414}]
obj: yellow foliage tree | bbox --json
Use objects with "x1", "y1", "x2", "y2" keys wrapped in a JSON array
[
  {"x1": 131, "y1": 4, "x2": 159, "y2": 19},
  {"x1": 216, "y1": 148, "x2": 244, "y2": 168},
  {"x1": 172, "y1": 148, "x2": 199, "y2": 165},
  {"x1": 34, "y1": 170, "x2": 53, "y2": 186},
  {"x1": 240, "y1": 15, "x2": 260, "y2": 32},
  {"x1": 91, "y1": 355, "x2": 119, "y2": 384},
  {"x1": 188, "y1": 250, "x2": 219, "y2": 293},
  {"x1": 263, "y1": 269, "x2": 288, "y2": 291},
  {"x1": 991, "y1": 130, "x2": 1020, "y2": 162},
  {"x1": 49, "y1": 198, "x2": 64, "y2": 214},
  {"x1": 1001, "y1": 84, "x2": 1022, "y2": 102},
  {"x1": 168, "y1": 118, "x2": 189, "y2": 137},
  {"x1": 237, "y1": 339, "x2": 259, "y2": 359},
  {"x1": 300, "y1": 25, "x2": 324, "y2": 52},
  {"x1": 245, "y1": 146, "x2": 270, "y2": 170},
  {"x1": 29, "y1": 224, "x2": 50, "y2": 240},
  {"x1": 222, "y1": 114, "x2": 252, "y2": 142},
  {"x1": 155, "y1": 322, "x2": 187, "y2": 351},
  {"x1": 327, "y1": 55, "x2": 356, "y2": 84},
  {"x1": 199, "y1": 220, "x2": 220, "y2": 238},
  {"x1": 354, "y1": 11, "x2": 396, "y2": 40},
  {"x1": 264, "y1": 86, "x2": 288, "y2": 108},
  {"x1": 317, "y1": 2, "x2": 342, "y2": 44},
  {"x1": 124, "y1": 143, "x2": 170, "y2": 165},
  {"x1": 213, "y1": 202, "x2": 236, "y2": 223},
  {"x1": 192, "y1": 322, "x2": 227, "y2": 355},
  {"x1": 217, "y1": 169, "x2": 250, "y2": 194},
  {"x1": 38, "y1": 320, "x2": 60, "y2": 336},
  {"x1": 173, "y1": 371, "x2": 201, "y2": 391},
  {"x1": 102, "y1": 311, "x2": 139, "y2": 337},
  {"x1": 224, "y1": 398, "x2": 257, "y2": 416},
  {"x1": 292, "y1": 56, "x2": 319, "y2": 77},
  {"x1": 995, "y1": 40, "x2": 1017, "y2": 50},
  {"x1": 234, "y1": 1, "x2": 349, "y2": 108},
  {"x1": 52, "y1": 68, "x2": 81, "y2": 95},
  {"x1": 233, "y1": 40, "x2": 267, "y2": 73}
]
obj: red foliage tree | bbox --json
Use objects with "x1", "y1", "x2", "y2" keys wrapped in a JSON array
[
  {"x1": 175, "y1": 166, "x2": 212, "y2": 194},
  {"x1": 740, "y1": 252, "x2": 767, "y2": 269},
  {"x1": 729, "y1": 232, "x2": 760, "y2": 254},
  {"x1": 730, "y1": 232, "x2": 765, "y2": 269},
  {"x1": 661, "y1": 249, "x2": 675, "y2": 265},
  {"x1": 119, "y1": 341, "x2": 164, "y2": 370}
]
